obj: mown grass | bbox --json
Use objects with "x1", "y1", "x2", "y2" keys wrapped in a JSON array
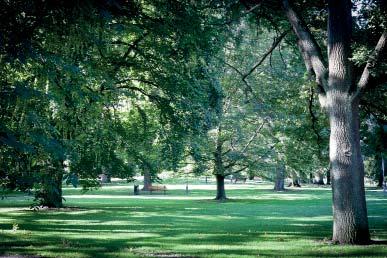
[{"x1": 0, "y1": 183, "x2": 386, "y2": 257}]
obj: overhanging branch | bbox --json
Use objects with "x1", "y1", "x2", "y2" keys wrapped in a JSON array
[
  {"x1": 354, "y1": 30, "x2": 387, "y2": 98},
  {"x1": 282, "y1": 0, "x2": 328, "y2": 91},
  {"x1": 241, "y1": 121, "x2": 265, "y2": 153},
  {"x1": 242, "y1": 30, "x2": 289, "y2": 81}
]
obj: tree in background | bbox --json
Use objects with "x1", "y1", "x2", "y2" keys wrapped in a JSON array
[
  {"x1": 0, "y1": 0, "x2": 224, "y2": 206},
  {"x1": 235, "y1": 0, "x2": 386, "y2": 244}
]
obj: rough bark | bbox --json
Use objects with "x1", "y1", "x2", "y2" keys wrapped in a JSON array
[
  {"x1": 282, "y1": 0, "x2": 328, "y2": 91},
  {"x1": 274, "y1": 163, "x2": 285, "y2": 191},
  {"x1": 329, "y1": 96, "x2": 370, "y2": 244},
  {"x1": 282, "y1": 0, "x2": 372, "y2": 244},
  {"x1": 142, "y1": 166, "x2": 152, "y2": 191},
  {"x1": 327, "y1": 1, "x2": 370, "y2": 244}
]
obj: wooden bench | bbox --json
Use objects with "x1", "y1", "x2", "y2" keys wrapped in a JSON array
[
  {"x1": 232, "y1": 177, "x2": 247, "y2": 184},
  {"x1": 148, "y1": 185, "x2": 167, "y2": 195}
]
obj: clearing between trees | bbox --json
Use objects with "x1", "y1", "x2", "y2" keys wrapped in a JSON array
[{"x1": 0, "y1": 182, "x2": 386, "y2": 258}]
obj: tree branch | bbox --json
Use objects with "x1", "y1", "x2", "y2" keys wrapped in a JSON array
[
  {"x1": 112, "y1": 32, "x2": 149, "y2": 73},
  {"x1": 210, "y1": 2, "x2": 264, "y2": 26},
  {"x1": 230, "y1": 166, "x2": 248, "y2": 174},
  {"x1": 282, "y1": 0, "x2": 328, "y2": 91},
  {"x1": 241, "y1": 121, "x2": 265, "y2": 153},
  {"x1": 221, "y1": 30, "x2": 288, "y2": 108},
  {"x1": 354, "y1": 30, "x2": 387, "y2": 97},
  {"x1": 242, "y1": 30, "x2": 288, "y2": 81},
  {"x1": 308, "y1": 85, "x2": 322, "y2": 149},
  {"x1": 224, "y1": 161, "x2": 237, "y2": 170},
  {"x1": 222, "y1": 60, "x2": 256, "y2": 100},
  {"x1": 115, "y1": 78, "x2": 159, "y2": 89}
]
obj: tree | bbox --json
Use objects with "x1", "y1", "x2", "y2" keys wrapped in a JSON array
[
  {"x1": 1, "y1": 0, "x2": 224, "y2": 206},
  {"x1": 219, "y1": 18, "x2": 330, "y2": 191},
  {"x1": 236, "y1": 0, "x2": 386, "y2": 244},
  {"x1": 282, "y1": 0, "x2": 387, "y2": 244}
]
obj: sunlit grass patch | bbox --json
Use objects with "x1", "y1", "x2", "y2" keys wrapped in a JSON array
[{"x1": 0, "y1": 183, "x2": 386, "y2": 257}]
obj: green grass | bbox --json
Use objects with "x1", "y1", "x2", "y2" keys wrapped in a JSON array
[{"x1": 0, "y1": 183, "x2": 386, "y2": 257}]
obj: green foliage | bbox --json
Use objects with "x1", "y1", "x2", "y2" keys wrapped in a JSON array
[
  {"x1": 1, "y1": 0, "x2": 386, "y2": 207},
  {"x1": 1, "y1": 0, "x2": 225, "y2": 206}
]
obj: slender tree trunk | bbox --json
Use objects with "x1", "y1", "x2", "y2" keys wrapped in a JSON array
[
  {"x1": 52, "y1": 172, "x2": 63, "y2": 207},
  {"x1": 274, "y1": 163, "x2": 285, "y2": 191},
  {"x1": 142, "y1": 166, "x2": 152, "y2": 191},
  {"x1": 292, "y1": 177, "x2": 301, "y2": 187},
  {"x1": 100, "y1": 172, "x2": 111, "y2": 183},
  {"x1": 100, "y1": 166, "x2": 111, "y2": 183},
  {"x1": 215, "y1": 174, "x2": 227, "y2": 200},
  {"x1": 376, "y1": 156, "x2": 383, "y2": 188},
  {"x1": 214, "y1": 126, "x2": 227, "y2": 201},
  {"x1": 377, "y1": 170, "x2": 383, "y2": 188},
  {"x1": 314, "y1": 172, "x2": 325, "y2": 185}
]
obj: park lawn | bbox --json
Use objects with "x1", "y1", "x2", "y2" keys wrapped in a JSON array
[{"x1": 0, "y1": 183, "x2": 386, "y2": 258}]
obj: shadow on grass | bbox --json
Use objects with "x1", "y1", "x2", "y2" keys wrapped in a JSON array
[{"x1": 0, "y1": 186, "x2": 386, "y2": 258}]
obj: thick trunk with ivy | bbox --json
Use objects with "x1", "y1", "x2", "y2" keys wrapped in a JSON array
[
  {"x1": 274, "y1": 163, "x2": 285, "y2": 191},
  {"x1": 142, "y1": 166, "x2": 152, "y2": 191}
]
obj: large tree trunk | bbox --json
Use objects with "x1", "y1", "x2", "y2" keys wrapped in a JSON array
[
  {"x1": 215, "y1": 174, "x2": 227, "y2": 200},
  {"x1": 283, "y1": 0, "x2": 385, "y2": 243},
  {"x1": 327, "y1": 1, "x2": 370, "y2": 244},
  {"x1": 142, "y1": 166, "x2": 152, "y2": 191},
  {"x1": 329, "y1": 96, "x2": 370, "y2": 244},
  {"x1": 274, "y1": 163, "x2": 285, "y2": 191}
]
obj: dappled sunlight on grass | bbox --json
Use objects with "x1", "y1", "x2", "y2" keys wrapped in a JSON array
[
  {"x1": 0, "y1": 183, "x2": 386, "y2": 257},
  {"x1": 65, "y1": 194, "x2": 215, "y2": 200},
  {"x1": 252, "y1": 193, "x2": 320, "y2": 200}
]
